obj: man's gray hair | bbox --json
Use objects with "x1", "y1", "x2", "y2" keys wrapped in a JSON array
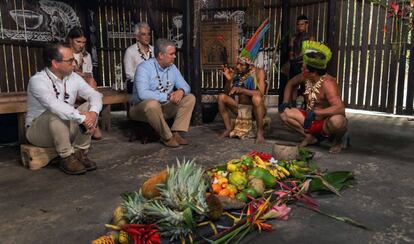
[
  {"x1": 133, "y1": 22, "x2": 150, "y2": 35},
  {"x1": 154, "y1": 38, "x2": 175, "y2": 57}
]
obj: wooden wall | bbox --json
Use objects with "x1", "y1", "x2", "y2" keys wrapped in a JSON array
[
  {"x1": 0, "y1": 0, "x2": 184, "y2": 91},
  {"x1": 1, "y1": 0, "x2": 412, "y2": 114},
  {"x1": 332, "y1": 0, "x2": 413, "y2": 115},
  {"x1": 199, "y1": 0, "x2": 328, "y2": 94}
]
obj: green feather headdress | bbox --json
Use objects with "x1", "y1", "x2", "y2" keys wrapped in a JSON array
[{"x1": 302, "y1": 41, "x2": 332, "y2": 69}]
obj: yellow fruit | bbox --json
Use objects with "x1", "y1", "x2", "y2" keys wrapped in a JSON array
[
  {"x1": 92, "y1": 235, "x2": 115, "y2": 244},
  {"x1": 226, "y1": 184, "x2": 238, "y2": 194},
  {"x1": 227, "y1": 163, "x2": 238, "y2": 172},
  {"x1": 118, "y1": 231, "x2": 128, "y2": 244}
]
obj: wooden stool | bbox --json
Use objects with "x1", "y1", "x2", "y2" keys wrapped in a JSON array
[
  {"x1": 20, "y1": 144, "x2": 58, "y2": 170},
  {"x1": 127, "y1": 121, "x2": 161, "y2": 144},
  {"x1": 230, "y1": 104, "x2": 272, "y2": 139}
]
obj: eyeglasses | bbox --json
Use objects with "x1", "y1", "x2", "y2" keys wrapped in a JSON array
[
  {"x1": 139, "y1": 33, "x2": 151, "y2": 36},
  {"x1": 58, "y1": 58, "x2": 75, "y2": 64}
]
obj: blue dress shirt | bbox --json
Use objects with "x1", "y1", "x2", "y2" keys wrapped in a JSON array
[{"x1": 131, "y1": 58, "x2": 190, "y2": 104}]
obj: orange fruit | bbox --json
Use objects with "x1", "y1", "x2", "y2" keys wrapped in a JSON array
[
  {"x1": 212, "y1": 184, "x2": 222, "y2": 194},
  {"x1": 218, "y1": 188, "x2": 230, "y2": 196}
]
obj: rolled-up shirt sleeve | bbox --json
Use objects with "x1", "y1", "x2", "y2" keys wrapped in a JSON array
[
  {"x1": 77, "y1": 80, "x2": 103, "y2": 114},
  {"x1": 172, "y1": 65, "x2": 190, "y2": 95},
  {"x1": 135, "y1": 65, "x2": 168, "y2": 102}
]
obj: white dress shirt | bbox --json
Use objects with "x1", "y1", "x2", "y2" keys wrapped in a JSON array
[
  {"x1": 123, "y1": 43, "x2": 154, "y2": 81},
  {"x1": 73, "y1": 51, "x2": 93, "y2": 75},
  {"x1": 25, "y1": 68, "x2": 103, "y2": 127}
]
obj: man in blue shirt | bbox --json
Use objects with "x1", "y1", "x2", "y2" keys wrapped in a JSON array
[{"x1": 129, "y1": 39, "x2": 195, "y2": 147}]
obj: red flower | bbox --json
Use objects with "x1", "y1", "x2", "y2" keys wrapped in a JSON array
[
  {"x1": 390, "y1": 1, "x2": 399, "y2": 15},
  {"x1": 123, "y1": 224, "x2": 161, "y2": 244},
  {"x1": 247, "y1": 151, "x2": 272, "y2": 161}
]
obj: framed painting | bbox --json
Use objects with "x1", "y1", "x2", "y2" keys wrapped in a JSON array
[{"x1": 200, "y1": 21, "x2": 239, "y2": 69}]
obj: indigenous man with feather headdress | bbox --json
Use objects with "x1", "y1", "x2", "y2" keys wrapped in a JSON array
[
  {"x1": 217, "y1": 19, "x2": 269, "y2": 144},
  {"x1": 279, "y1": 41, "x2": 347, "y2": 154}
]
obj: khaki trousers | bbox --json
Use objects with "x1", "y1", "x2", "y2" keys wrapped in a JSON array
[
  {"x1": 26, "y1": 103, "x2": 92, "y2": 158},
  {"x1": 129, "y1": 94, "x2": 196, "y2": 140}
]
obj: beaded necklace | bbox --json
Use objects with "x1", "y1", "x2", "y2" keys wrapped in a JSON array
[
  {"x1": 45, "y1": 69, "x2": 69, "y2": 103},
  {"x1": 154, "y1": 62, "x2": 173, "y2": 93},
  {"x1": 137, "y1": 42, "x2": 152, "y2": 61},
  {"x1": 304, "y1": 74, "x2": 325, "y2": 110}
]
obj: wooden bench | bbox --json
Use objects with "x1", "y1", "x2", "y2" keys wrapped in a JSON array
[
  {"x1": 0, "y1": 87, "x2": 129, "y2": 142},
  {"x1": 0, "y1": 88, "x2": 129, "y2": 170}
]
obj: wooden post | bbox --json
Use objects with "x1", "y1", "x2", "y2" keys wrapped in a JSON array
[
  {"x1": 326, "y1": 0, "x2": 338, "y2": 77},
  {"x1": 278, "y1": 0, "x2": 290, "y2": 104},
  {"x1": 183, "y1": 0, "x2": 202, "y2": 125},
  {"x1": 17, "y1": 113, "x2": 26, "y2": 143}
]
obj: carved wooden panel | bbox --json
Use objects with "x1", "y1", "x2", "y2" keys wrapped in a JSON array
[{"x1": 200, "y1": 21, "x2": 239, "y2": 69}]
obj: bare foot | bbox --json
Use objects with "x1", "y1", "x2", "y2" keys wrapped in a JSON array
[
  {"x1": 329, "y1": 142, "x2": 342, "y2": 154},
  {"x1": 299, "y1": 134, "x2": 317, "y2": 147},
  {"x1": 216, "y1": 130, "x2": 231, "y2": 140},
  {"x1": 255, "y1": 131, "x2": 265, "y2": 144}
]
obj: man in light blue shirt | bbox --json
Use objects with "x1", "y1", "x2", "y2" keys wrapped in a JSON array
[{"x1": 129, "y1": 39, "x2": 195, "y2": 147}]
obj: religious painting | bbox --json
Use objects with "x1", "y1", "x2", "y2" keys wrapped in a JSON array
[{"x1": 200, "y1": 21, "x2": 239, "y2": 69}]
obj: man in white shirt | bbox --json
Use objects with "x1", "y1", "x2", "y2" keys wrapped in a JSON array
[
  {"x1": 124, "y1": 22, "x2": 154, "y2": 93},
  {"x1": 26, "y1": 43, "x2": 103, "y2": 175}
]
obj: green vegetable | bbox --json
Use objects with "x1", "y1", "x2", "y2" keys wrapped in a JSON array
[
  {"x1": 248, "y1": 168, "x2": 277, "y2": 188},
  {"x1": 241, "y1": 157, "x2": 254, "y2": 168},
  {"x1": 236, "y1": 192, "x2": 248, "y2": 202},
  {"x1": 243, "y1": 187, "x2": 258, "y2": 199}
]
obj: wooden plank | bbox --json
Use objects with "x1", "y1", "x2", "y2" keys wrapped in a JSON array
[
  {"x1": 371, "y1": 4, "x2": 386, "y2": 108},
  {"x1": 0, "y1": 101, "x2": 26, "y2": 114},
  {"x1": 0, "y1": 44, "x2": 8, "y2": 93},
  {"x1": 379, "y1": 7, "x2": 392, "y2": 110},
  {"x1": 343, "y1": 0, "x2": 355, "y2": 106},
  {"x1": 405, "y1": 37, "x2": 414, "y2": 114},
  {"x1": 326, "y1": 0, "x2": 338, "y2": 77},
  {"x1": 386, "y1": 17, "x2": 399, "y2": 113},
  {"x1": 350, "y1": 0, "x2": 362, "y2": 106},
  {"x1": 336, "y1": 0, "x2": 346, "y2": 100},
  {"x1": 357, "y1": 1, "x2": 371, "y2": 108},
  {"x1": 364, "y1": 4, "x2": 379, "y2": 109},
  {"x1": 395, "y1": 50, "x2": 407, "y2": 115}
]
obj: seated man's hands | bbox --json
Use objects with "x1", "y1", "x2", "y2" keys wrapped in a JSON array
[
  {"x1": 80, "y1": 111, "x2": 98, "y2": 130},
  {"x1": 229, "y1": 86, "x2": 244, "y2": 96},
  {"x1": 303, "y1": 111, "x2": 315, "y2": 129},
  {"x1": 278, "y1": 102, "x2": 291, "y2": 113},
  {"x1": 169, "y1": 89, "x2": 185, "y2": 105}
]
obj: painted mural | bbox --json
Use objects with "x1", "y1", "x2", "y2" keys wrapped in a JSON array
[{"x1": 1, "y1": 0, "x2": 80, "y2": 42}]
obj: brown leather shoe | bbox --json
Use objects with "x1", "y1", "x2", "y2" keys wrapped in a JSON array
[
  {"x1": 75, "y1": 149, "x2": 98, "y2": 171},
  {"x1": 173, "y1": 132, "x2": 189, "y2": 145},
  {"x1": 161, "y1": 137, "x2": 180, "y2": 148},
  {"x1": 60, "y1": 154, "x2": 86, "y2": 175}
]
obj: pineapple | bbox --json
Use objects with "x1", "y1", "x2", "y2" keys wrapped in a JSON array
[
  {"x1": 145, "y1": 158, "x2": 209, "y2": 241},
  {"x1": 121, "y1": 191, "x2": 148, "y2": 224}
]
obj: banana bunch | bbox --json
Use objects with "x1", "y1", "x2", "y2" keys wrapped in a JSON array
[
  {"x1": 253, "y1": 155, "x2": 271, "y2": 169},
  {"x1": 286, "y1": 161, "x2": 312, "y2": 179},
  {"x1": 269, "y1": 165, "x2": 290, "y2": 180}
]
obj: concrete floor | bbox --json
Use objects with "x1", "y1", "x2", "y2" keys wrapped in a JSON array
[{"x1": 0, "y1": 110, "x2": 413, "y2": 244}]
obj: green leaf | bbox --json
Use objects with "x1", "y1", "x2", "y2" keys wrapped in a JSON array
[
  {"x1": 183, "y1": 207, "x2": 196, "y2": 229},
  {"x1": 298, "y1": 147, "x2": 315, "y2": 161},
  {"x1": 310, "y1": 171, "x2": 354, "y2": 193}
]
